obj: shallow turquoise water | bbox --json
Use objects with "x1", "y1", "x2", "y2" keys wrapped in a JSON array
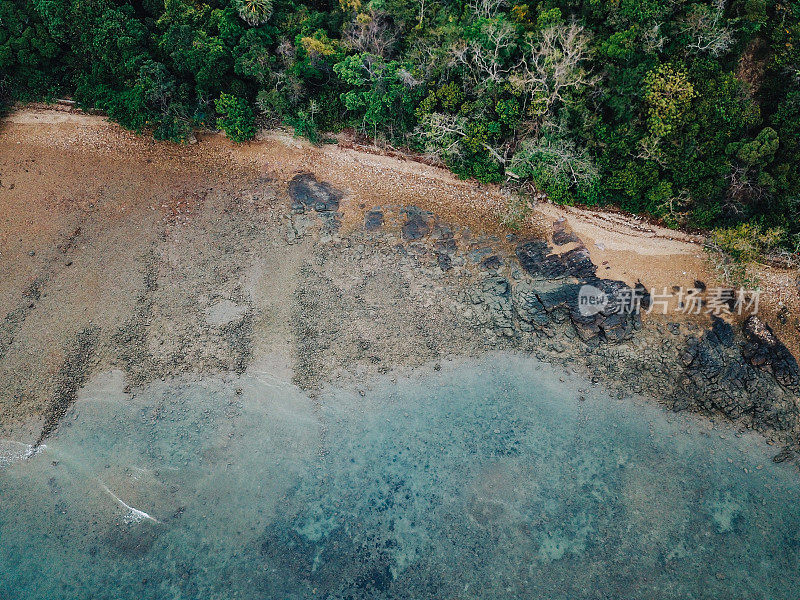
[{"x1": 1, "y1": 354, "x2": 799, "y2": 599}]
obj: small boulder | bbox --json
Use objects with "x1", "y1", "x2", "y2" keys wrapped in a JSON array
[{"x1": 400, "y1": 206, "x2": 432, "y2": 240}]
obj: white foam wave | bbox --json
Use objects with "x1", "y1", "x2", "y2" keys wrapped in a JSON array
[
  {"x1": 99, "y1": 481, "x2": 162, "y2": 525},
  {"x1": 0, "y1": 440, "x2": 45, "y2": 469}
]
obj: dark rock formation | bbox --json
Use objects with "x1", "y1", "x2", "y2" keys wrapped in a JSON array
[
  {"x1": 365, "y1": 208, "x2": 384, "y2": 231},
  {"x1": 288, "y1": 173, "x2": 342, "y2": 212},
  {"x1": 480, "y1": 275, "x2": 514, "y2": 333},
  {"x1": 674, "y1": 317, "x2": 799, "y2": 433},
  {"x1": 480, "y1": 255, "x2": 502, "y2": 271},
  {"x1": 515, "y1": 239, "x2": 596, "y2": 280},
  {"x1": 435, "y1": 237, "x2": 457, "y2": 254},
  {"x1": 511, "y1": 281, "x2": 552, "y2": 329},
  {"x1": 347, "y1": 202, "x2": 800, "y2": 448},
  {"x1": 742, "y1": 316, "x2": 800, "y2": 392},
  {"x1": 552, "y1": 218, "x2": 580, "y2": 246},
  {"x1": 513, "y1": 238, "x2": 642, "y2": 344},
  {"x1": 469, "y1": 247, "x2": 494, "y2": 264},
  {"x1": 509, "y1": 234, "x2": 797, "y2": 438},
  {"x1": 400, "y1": 206, "x2": 433, "y2": 240},
  {"x1": 773, "y1": 447, "x2": 795, "y2": 463}
]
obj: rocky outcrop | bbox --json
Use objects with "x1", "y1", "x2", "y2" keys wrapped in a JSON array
[
  {"x1": 512, "y1": 239, "x2": 644, "y2": 345},
  {"x1": 675, "y1": 317, "x2": 799, "y2": 434},
  {"x1": 516, "y1": 239, "x2": 597, "y2": 280},
  {"x1": 551, "y1": 218, "x2": 581, "y2": 246},
  {"x1": 512, "y1": 279, "x2": 558, "y2": 330},
  {"x1": 506, "y1": 239, "x2": 798, "y2": 442},
  {"x1": 283, "y1": 176, "x2": 800, "y2": 450},
  {"x1": 365, "y1": 208, "x2": 384, "y2": 231},
  {"x1": 288, "y1": 173, "x2": 342, "y2": 233},
  {"x1": 400, "y1": 206, "x2": 433, "y2": 241},
  {"x1": 742, "y1": 316, "x2": 800, "y2": 393},
  {"x1": 288, "y1": 173, "x2": 342, "y2": 212}
]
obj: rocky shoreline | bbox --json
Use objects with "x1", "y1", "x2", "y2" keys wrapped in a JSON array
[
  {"x1": 1, "y1": 115, "x2": 798, "y2": 469},
  {"x1": 286, "y1": 173, "x2": 800, "y2": 464}
]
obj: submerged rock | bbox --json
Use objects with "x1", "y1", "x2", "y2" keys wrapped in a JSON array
[{"x1": 772, "y1": 447, "x2": 796, "y2": 463}]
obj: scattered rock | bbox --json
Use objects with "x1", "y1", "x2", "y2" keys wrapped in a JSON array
[
  {"x1": 36, "y1": 326, "x2": 100, "y2": 446},
  {"x1": 469, "y1": 247, "x2": 494, "y2": 264},
  {"x1": 435, "y1": 237, "x2": 457, "y2": 254},
  {"x1": 480, "y1": 255, "x2": 502, "y2": 271},
  {"x1": 772, "y1": 448, "x2": 795, "y2": 463}
]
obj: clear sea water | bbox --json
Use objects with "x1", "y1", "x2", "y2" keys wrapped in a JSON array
[{"x1": 1, "y1": 354, "x2": 798, "y2": 599}]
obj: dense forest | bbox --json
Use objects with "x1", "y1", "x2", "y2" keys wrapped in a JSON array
[{"x1": 1, "y1": 0, "x2": 799, "y2": 248}]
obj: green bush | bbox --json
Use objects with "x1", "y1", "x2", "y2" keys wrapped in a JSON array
[
  {"x1": 215, "y1": 93, "x2": 256, "y2": 142},
  {"x1": 706, "y1": 222, "x2": 786, "y2": 285}
]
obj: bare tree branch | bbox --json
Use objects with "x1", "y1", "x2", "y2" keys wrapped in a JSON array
[
  {"x1": 452, "y1": 19, "x2": 518, "y2": 86},
  {"x1": 683, "y1": 0, "x2": 733, "y2": 57},
  {"x1": 510, "y1": 23, "x2": 597, "y2": 134},
  {"x1": 344, "y1": 10, "x2": 399, "y2": 58},
  {"x1": 415, "y1": 112, "x2": 506, "y2": 164},
  {"x1": 467, "y1": 0, "x2": 508, "y2": 20}
]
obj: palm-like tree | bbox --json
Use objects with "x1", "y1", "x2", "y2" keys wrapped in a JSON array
[{"x1": 236, "y1": 0, "x2": 273, "y2": 26}]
